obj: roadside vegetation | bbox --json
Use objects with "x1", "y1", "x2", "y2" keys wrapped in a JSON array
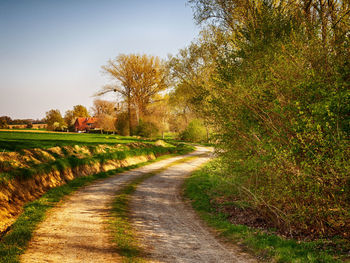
[
  {"x1": 184, "y1": 160, "x2": 349, "y2": 262},
  {"x1": 168, "y1": 0, "x2": 350, "y2": 250}
]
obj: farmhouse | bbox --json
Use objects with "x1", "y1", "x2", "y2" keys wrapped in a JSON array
[{"x1": 74, "y1": 117, "x2": 99, "y2": 132}]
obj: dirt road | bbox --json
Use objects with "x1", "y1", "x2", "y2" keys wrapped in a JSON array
[
  {"x1": 20, "y1": 152, "x2": 195, "y2": 263},
  {"x1": 21, "y1": 147, "x2": 255, "y2": 262},
  {"x1": 131, "y1": 146, "x2": 256, "y2": 263}
]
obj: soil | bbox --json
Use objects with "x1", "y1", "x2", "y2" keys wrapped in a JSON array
[{"x1": 131, "y1": 146, "x2": 257, "y2": 263}]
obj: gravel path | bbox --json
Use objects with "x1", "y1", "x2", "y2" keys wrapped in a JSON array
[
  {"x1": 131, "y1": 146, "x2": 257, "y2": 263},
  {"x1": 20, "y1": 152, "x2": 196, "y2": 263},
  {"x1": 21, "y1": 147, "x2": 255, "y2": 263}
]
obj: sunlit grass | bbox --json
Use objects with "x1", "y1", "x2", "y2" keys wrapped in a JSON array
[{"x1": 0, "y1": 130, "x2": 152, "y2": 152}]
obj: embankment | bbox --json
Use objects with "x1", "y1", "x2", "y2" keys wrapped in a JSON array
[{"x1": 0, "y1": 143, "x2": 187, "y2": 235}]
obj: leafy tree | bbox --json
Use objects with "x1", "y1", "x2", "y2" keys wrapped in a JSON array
[
  {"x1": 45, "y1": 109, "x2": 66, "y2": 131},
  {"x1": 96, "y1": 114, "x2": 116, "y2": 134},
  {"x1": 169, "y1": 0, "x2": 350, "y2": 237},
  {"x1": 72, "y1": 105, "x2": 90, "y2": 118},
  {"x1": 135, "y1": 119, "x2": 158, "y2": 138},
  {"x1": 115, "y1": 111, "x2": 129, "y2": 136},
  {"x1": 64, "y1": 105, "x2": 90, "y2": 131},
  {"x1": 97, "y1": 54, "x2": 168, "y2": 135},
  {"x1": 180, "y1": 119, "x2": 207, "y2": 142},
  {"x1": 0, "y1": 116, "x2": 11, "y2": 129}
]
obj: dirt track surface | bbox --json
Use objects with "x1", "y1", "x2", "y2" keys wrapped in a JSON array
[
  {"x1": 20, "y1": 152, "x2": 195, "y2": 263},
  {"x1": 131, "y1": 146, "x2": 256, "y2": 263}
]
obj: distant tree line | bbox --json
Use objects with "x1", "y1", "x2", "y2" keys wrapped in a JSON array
[{"x1": 0, "y1": 116, "x2": 45, "y2": 129}]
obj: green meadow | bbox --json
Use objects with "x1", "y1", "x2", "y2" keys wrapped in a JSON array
[{"x1": 0, "y1": 130, "x2": 149, "y2": 152}]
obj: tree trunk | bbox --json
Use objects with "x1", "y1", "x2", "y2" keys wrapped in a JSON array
[{"x1": 128, "y1": 100, "x2": 132, "y2": 136}]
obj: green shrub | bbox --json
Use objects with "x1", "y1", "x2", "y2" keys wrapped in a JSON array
[
  {"x1": 180, "y1": 119, "x2": 207, "y2": 142},
  {"x1": 135, "y1": 120, "x2": 158, "y2": 138}
]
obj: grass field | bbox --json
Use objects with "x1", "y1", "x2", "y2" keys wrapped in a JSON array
[{"x1": 0, "y1": 130, "x2": 149, "y2": 151}]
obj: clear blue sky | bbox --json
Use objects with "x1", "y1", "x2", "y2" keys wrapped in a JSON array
[{"x1": 0, "y1": 0, "x2": 199, "y2": 119}]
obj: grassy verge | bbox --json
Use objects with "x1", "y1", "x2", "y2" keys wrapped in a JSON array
[
  {"x1": 109, "y1": 155, "x2": 201, "y2": 263},
  {"x1": 0, "y1": 146, "x2": 194, "y2": 263},
  {"x1": 0, "y1": 145, "x2": 192, "y2": 183},
  {"x1": 183, "y1": 160, "x2": 348, "y2": 263}
]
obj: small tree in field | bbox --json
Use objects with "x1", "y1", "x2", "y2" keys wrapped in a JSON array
[{"x1": 45, "y1": 109, "x2": 66, "y2": 131}]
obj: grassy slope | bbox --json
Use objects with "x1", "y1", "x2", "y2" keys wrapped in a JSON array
[
  {"x1": 184, "y1": 160, "x2": 348, "y2": 263},
  {"x1": 0, "y1": 145, "x2": 181, "y2": 183},
  {"x1": 0, "y1": 131, "x2": 149, "y2": 151}
]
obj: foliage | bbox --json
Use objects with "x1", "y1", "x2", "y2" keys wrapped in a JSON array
[
  {"x1": 184, "y1": 160, "x2": 348, "y2": 262},
  {"x1": 134, "y1": 119, "x2": 159, "y2": 138},
  {"x1": 45, "y1": 109, "x2": 66, "y2": 131},
  {"x1": 180, "y1": 119, "x2": 207, "y2": 142},
  {"x1": 97, "y1": 54, "x2": 168, "y2": 135},
  {"x1": 64, "y1": 105, "x2": 90, "y2": 131},
  {"x1": 171, "y1": 0, "x2": 350, "y2": 239},
  {"x1": 116, "y1": 111, "x2": 130, "y2": 136},
  {"x1": 96, "y1": 114, "x2": 117, "y2": 133}
]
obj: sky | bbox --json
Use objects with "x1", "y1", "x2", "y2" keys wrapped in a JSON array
[{"x1": 0, "y1": 0, "x2": 199, "y2": 120}]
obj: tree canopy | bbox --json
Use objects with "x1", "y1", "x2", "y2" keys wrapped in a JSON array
[
  {"x1": 166, "y1": 0, "x2": 350, "y2": 239},
  {"x1": 98, "y1": 54, "x2": 168, "y2": 135}
]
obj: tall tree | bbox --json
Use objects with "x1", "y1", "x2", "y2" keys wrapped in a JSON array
[{"x1": 97, "y1": 54, "x2": 168, "y2": 135}]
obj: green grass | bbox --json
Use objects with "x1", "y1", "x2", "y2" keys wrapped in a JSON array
[
  {"x1": 0, "y1": 144, "x2": 195, "y2": 183},
  {"x1": 0, "y1": 131, "x2": 151, "y2": 151},
  {"x1": 183, "y1": 160, "x2": 348, "y2": 263},
  {"x1": 0, "y1": 145, "x2": 195, "y2": 263},
  {"x1": 109, "y1": 155, "x2": 201, "y2": 263}
]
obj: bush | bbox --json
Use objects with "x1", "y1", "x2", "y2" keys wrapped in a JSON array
[
  {"x1": 135, "y1": 120, "x2": 158, "y2": 138},
  {"x1": 180, "y1": 119, "x2": 207, "y2": 142},
  {"x1": 116, "y1": 112, "x2": 129, "y2": 136}
]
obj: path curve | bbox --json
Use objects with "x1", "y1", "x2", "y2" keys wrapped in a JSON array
[
  {"x1": 20, "y1": 151, "x2": 199, "y2": 263},
  {"x1": 131, "y1": 146, "x2": 257, "y2": 263}
]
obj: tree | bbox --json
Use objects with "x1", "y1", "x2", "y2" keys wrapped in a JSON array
[
  {"x1": 181, "y1": 0, "x2": 350, "y2": 237},
  {"x1": 45, "y1": 109, "x2": 66, "y2": 131},
  {"x1": 97, "y1": 54, "x2": 168, "y2": 135},
  {"x1": 64, "y1": 105, "x2": 90, "y2": 131},
  {"x1": 0, "y1": 116, "x2": 11, "y2": 129},
  {"x1": 96, "y1": 114, "x2": 117, "y2": 134},
  {"x1": 91, "y1": 99, "x2": 116, "y2": 116},
  {"x1": 72, "y1": 105, "x2": 90, "y2": 118}
]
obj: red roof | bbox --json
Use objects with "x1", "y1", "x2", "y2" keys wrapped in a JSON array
[{"x1": 74, "y1": 117, "x2": 99, "y2": 131}]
